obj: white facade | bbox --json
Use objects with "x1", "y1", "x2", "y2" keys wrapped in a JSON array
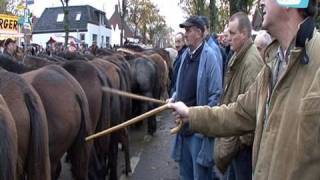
[{"x1": 32, "y1": 23, "x2": 112, "y2": 48}]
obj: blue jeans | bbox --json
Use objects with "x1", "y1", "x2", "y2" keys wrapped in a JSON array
[
  {"x1": 178, "y1": 135, "x2": 213, "y2": 180},
  {"x1": 223, "y1": 146, "x2": 252, "y2": 180}
]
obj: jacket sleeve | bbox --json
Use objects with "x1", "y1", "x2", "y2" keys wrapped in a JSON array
[
  {"x1": 207, "y1": 52, "x2": 223, "y2": 106},
  {"x1": 189, "y1": 77, "x2": 258, "y2": 137}
]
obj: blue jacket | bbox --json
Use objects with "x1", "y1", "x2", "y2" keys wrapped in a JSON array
[
  {"x1": 206, "y1": 36, "x2": 223, "y2": 74},
  {"x1": 171, "y1": 42, "x2": 222, "y2": 167}
]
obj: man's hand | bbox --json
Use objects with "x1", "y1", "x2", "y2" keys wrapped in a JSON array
[
  {"x1": 166, "y1": 98, "x2": 174, "y2": 103},
  {"x1": 167, "y1": 101, "x2": 190, "y2": 123}
]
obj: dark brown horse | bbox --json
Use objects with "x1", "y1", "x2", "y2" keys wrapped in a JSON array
[
  {"x1": 90, "y1": 58, "x2": 131, "y2": 180},
  {"x1": 0, "y1": 95, "x2": 18, "y2": 180},
  {"x1": 0, "y1": 69, "x2": 50, "y2": 180},
  {"x1": 22, "y1": 65, "x2": 92, "y2": 180},
  {"x1": 61, "y1": 61, "x2": 112, "y2": 180}
]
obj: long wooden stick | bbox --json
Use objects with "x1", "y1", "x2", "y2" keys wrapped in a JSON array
[
  {"x1": 102, "y1": 87, "x2": 183, "y2": 134},
  {"x1": 102, "y1": 87, "x2": 165, "y2": 105},
  {"x1": 86, "y1": 104, "x2": 170, "y2": 141}
]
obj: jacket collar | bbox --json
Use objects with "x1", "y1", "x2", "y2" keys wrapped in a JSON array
[{"x1": 228, "y1": 38, "x2": 253, "y2": 69}]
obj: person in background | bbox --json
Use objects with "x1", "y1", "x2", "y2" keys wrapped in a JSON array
[
  {"x1": 254, "y1": 30, "x2": 272, "y2": 57},
  {"x1": 168, "y1": 0, "x2": 320, "y2": 179},
  {"x1": 214, "y1": 12, "x2": 263, "y2": 180},
  {"x1": 169, "y1": 16, "x2": 222, "y2": 180},
  {"x1": 199, "y1": 16, "x2": 223, "y2": 72},
  {"x1": 3, "y1": 38, "x2": 16, "y2": 57},
  {"x1": 90, "y1": 41, "x2": 98, "y2": 55},
  {"x1": 0, "y1": 40, "x2": 4, "y2": 54},
  {"x1": 170, "y1": 32, "x2": 187, "y2": 96}
]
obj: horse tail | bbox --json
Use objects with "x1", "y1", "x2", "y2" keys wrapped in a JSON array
[
  {"x1": 0, "y1": 96, "x2": 18, "y2": 180},
  {"x1": 24, "y1": 92, "x2": 51, "y2": 180},
  {"x1": 67, "y1": 93, "x2": 92, "y2": 180}
]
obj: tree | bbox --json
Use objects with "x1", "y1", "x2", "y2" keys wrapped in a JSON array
[
  {"x1": 179, "y1": 0, "x2": 255, "y2": 33},
  {"x1": 119, "y1": 0, "x2": 128, "y2": 45},
  {"x1": 0, "y1": 0, "x2": 17, "y2": 15},
  {"x1": 60, "y1": 0, "x2": 70, "y2": 48},
  {"x1": 128, "y1": 0, "x2": 170, "y2": 45}
]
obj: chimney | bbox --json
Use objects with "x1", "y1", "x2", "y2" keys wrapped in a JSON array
[{"x1": 115, "y1": 5, "x2": 119, "y2": 14}]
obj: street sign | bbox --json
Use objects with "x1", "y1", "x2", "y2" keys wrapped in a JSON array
[
  {"x1": 26, "y1": 0, "x2": 34, "y2": 5},
  {"x1": 276, "y1": 0, "x2": 309, "y2": 8}
]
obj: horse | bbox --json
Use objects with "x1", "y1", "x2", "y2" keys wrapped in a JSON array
[
  {"x1": 90, "y1": 58, "x2": 131, "y2": 180},
  {"x1": 0, "y1": 95, "x2": 18, "y2": 180},
  {"x1": 0, "y1": 69, "x2": 50, "y2": 180},
  {"x1": 22, "y1": 65, "x2": 92, "y2": 180},
  {"x1": 61, "y1": 61, "x2": 112, "y2": 180}
]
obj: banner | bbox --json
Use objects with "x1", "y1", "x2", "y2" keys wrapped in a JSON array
[{"x1": 0, "y1": 14, "x2": 19, "y2": 33}]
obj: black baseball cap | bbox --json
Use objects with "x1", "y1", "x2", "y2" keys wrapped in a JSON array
[{"x1": 179, "y1": 16, "x2": 205, "y2": 32}]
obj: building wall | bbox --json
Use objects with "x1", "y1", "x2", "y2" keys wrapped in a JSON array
[
  {"x1": 87, "y1": 23, "x2": 111, "y2": 48},
  {"x1": 32, "y1": 23, "x2": 111, "y2": 48}
]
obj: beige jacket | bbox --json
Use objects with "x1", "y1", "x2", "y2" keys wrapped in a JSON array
[
  {"x1": 214, "y1": 39, "x2": 263, "y2": 173},
  {"x1": 189, "y1": 30, "x2": 320, "y2": 180}
]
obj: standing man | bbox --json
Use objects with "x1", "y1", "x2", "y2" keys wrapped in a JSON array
[
  {"x1": 214, "y1": 12, "x2": 263, "y2": 180},
  {"x1": 170, "y1": 32, "x2": 187, "y2": 96},
  {"x1": 169, "y1": 0, "x2": 320, "y2": 179},
  {"x1": 170, "y1": 16, "x2": 222, "y2": 180}
]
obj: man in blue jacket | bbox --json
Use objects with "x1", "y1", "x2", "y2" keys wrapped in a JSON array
[{"x1": 169, "y1": 16, "x2": 222, "y2": 180}]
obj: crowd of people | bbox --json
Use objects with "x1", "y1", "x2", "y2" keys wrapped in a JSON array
[{"x1": 168, "y1": 0, "x2": 320, "y2": 180}]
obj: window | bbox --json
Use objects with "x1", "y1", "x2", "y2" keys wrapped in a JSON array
[
  {"x1": 76, "y1": 13, "x2": 81, "y2": 21},
  {"x1": 80, "y1": 34, "x2": 85, "y2": 41},
  {"x1": 106, "y1": 36, "x2": 110, "y2": 47},
  {"x1": 92, "y1": 34, "x2": 97, "y2": 43},
  {"x1": 57, "y1": 13, "x2": 64, "y2": 22}
]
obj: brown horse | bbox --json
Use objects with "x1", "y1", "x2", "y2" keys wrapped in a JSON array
[
  {"x1": 90, "y1": 58, "x2": 131, "y2": 180},
  {"x1": 61, "y1": 61, "x2": 112, "y2": 180},
  {"x1": 22, "y1": 65, "x2": 92, "y2": 180},
  {"x1": 0, "y1": 69, "x2": 50, "y2": 180},
  {"x1": 0, "y1": 95, "x2": 18, "y2": 180}
]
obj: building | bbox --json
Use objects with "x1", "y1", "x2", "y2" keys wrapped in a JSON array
[
  {"x1": 109, "y1": 5, "x2": 137, "y2": 46},
  {"x1": 32, "y1": 5, "x2": 111, "y2": 48}
]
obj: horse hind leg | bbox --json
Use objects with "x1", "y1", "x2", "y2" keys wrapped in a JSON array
[
  {"x1": 67, "y1": 95, "x2": 91, "y2": 180},
  {"x1": 120, "y1": 128, "x2": 131, "y2": 175}
]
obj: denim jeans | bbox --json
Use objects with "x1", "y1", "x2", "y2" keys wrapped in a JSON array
[
  {"x1": 178, "y1": 135, "x2": 213, "y2": 180},
  {"x1": 223, "y1": 146, "x2": 252, "y2": 180}
]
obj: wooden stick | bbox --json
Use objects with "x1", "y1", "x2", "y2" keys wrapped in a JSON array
[
  {"x1": 86, "y1": 104, "x2": 170, "y2": 141},
  {"x1": 102, "y1": 87, "x2": 165, "y2": 105}
]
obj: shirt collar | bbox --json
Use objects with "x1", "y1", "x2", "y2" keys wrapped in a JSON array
[{"x1": 188, "y1": 41, "x2": 204, "y2": 55}]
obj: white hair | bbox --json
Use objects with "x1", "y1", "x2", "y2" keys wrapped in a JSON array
[{"x1": 255, "y1": 30, "x2": 272, "y2": 48}]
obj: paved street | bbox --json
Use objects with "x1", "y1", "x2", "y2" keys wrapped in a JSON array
[{"x1": 59, "y1": 110, "x2": 179, "y2": 180}]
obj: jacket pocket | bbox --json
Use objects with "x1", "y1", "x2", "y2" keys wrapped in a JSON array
[
  {"x1": 295, "y1": 96, "x2": 320, "y2": 176},
  {"x1": 299, "y1": 96, "x2": 320, "y2": 115}
]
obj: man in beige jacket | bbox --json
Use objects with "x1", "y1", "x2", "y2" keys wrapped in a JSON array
[
  {"x1": 215, "y1": 12, "x2": 263, "y2": 180},
  {"x1": 169, "y1": 0, "x2": 320, "y2": 179}
]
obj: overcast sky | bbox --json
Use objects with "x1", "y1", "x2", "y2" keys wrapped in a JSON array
[{"x1": 28, "y1": 0, "x2": 186, "y2": 33}]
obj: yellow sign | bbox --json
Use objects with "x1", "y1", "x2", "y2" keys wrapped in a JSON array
[{"x1": 0, "y1": 14, "x2": 18, "y2": 33}]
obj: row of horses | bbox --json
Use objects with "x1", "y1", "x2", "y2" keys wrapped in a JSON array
[{"x1": 0, "y1": 46, "x2": 173, "y2": 180}]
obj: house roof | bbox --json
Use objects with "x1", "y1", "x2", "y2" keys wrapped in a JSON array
[
  {"x1": 33, "y1": 5, "x2": 111, "y2": 34},
  {"x1": 109, "y1": 5, "x2": 135, "y2": 38}
]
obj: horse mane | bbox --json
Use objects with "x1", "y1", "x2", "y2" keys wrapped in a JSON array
[{"x1": 0, "y1": 54, "x2": 33, "y2": 73}]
